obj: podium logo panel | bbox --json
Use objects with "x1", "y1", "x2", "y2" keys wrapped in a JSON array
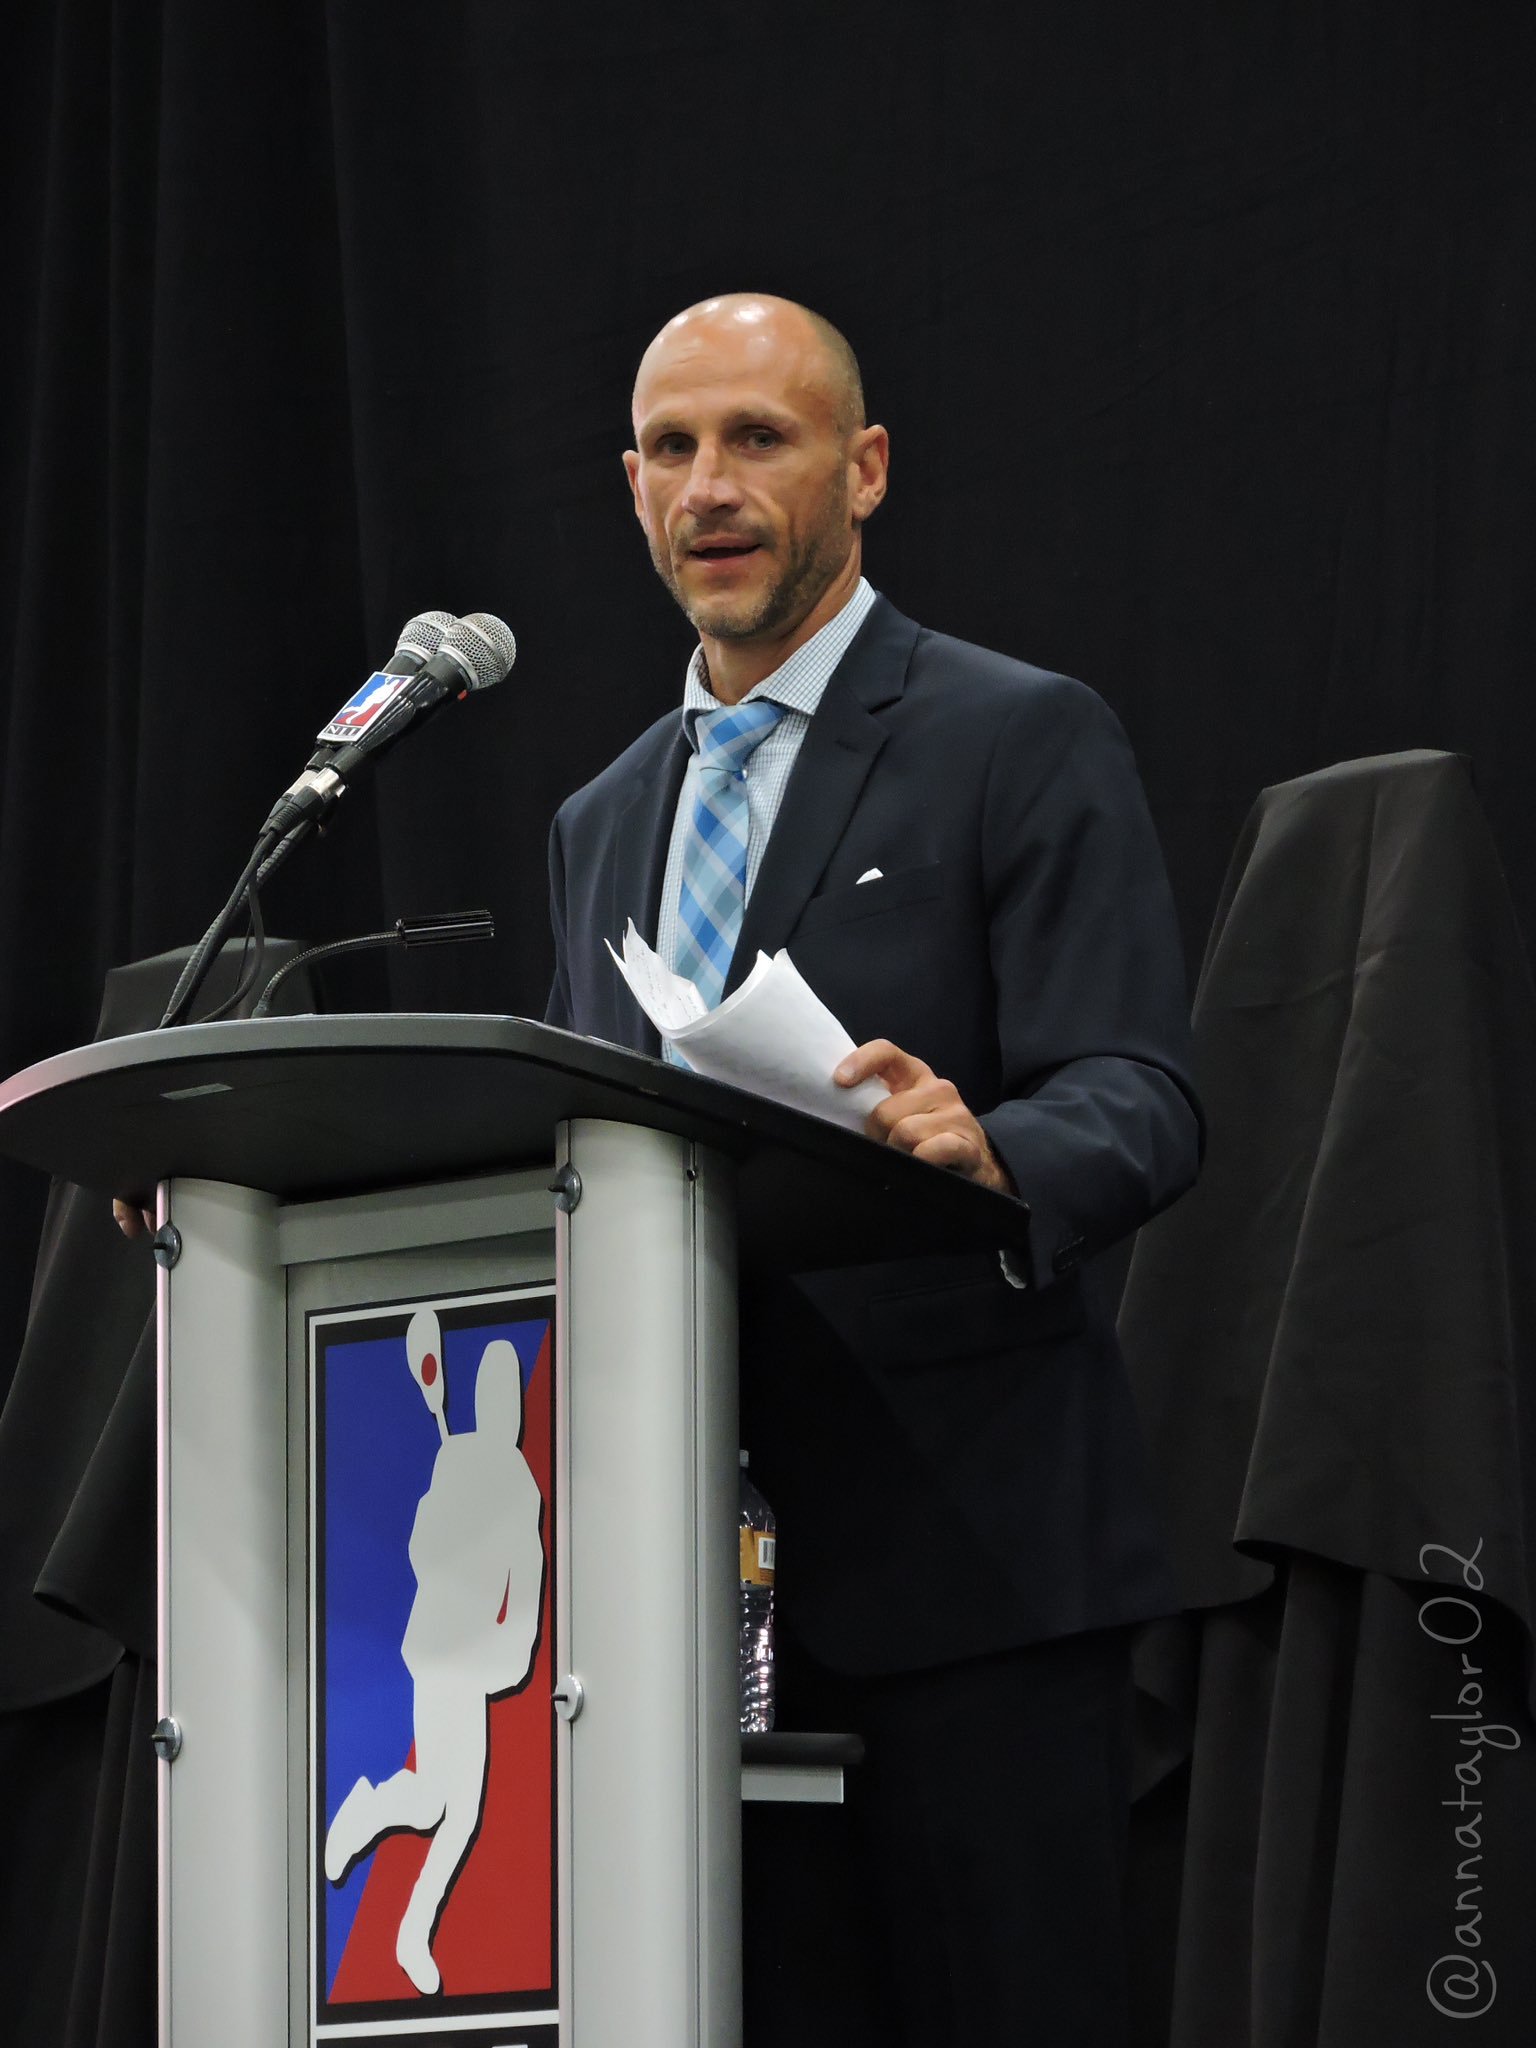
[{"x1": 310, "y1": 1287, "x2": 559, "y2": 2046}]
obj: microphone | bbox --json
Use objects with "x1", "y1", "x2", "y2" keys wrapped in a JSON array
[
  {"x1": 260, "y1": 609, "x2": 452, "y2": 832},
  {"x1": 330, "y1": 611, "x2": 516, "y2": 768},
  {"x1": 262, "y1": 610, "x2": 516, "y2": 837},
  {"x1": 159, "y1": 609, "x2": 515, "y2": 1031},
  {"x1": 300, "y1": 607, "x2": 455, "y2": 761}
]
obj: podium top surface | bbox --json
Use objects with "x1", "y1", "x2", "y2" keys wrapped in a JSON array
[{"x1": 0, "y1": 1013, "x2": 1030, "y2": 1276}]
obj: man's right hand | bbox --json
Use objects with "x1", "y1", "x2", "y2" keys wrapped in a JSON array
[{"x1": 113, "y1": 1199, "x2": 155, "y2": 1239}]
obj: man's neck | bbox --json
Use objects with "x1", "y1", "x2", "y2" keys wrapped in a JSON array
[{"x1": 697, "y1": 554, "x2": 862, "y2": 704}]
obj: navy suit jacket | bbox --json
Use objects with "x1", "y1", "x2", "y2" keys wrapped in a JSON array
[{"x1": 546, "y1": 596, "x2": 1201, "y2": 1673}]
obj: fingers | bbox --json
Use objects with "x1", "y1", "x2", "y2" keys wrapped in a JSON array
[
  {"x1": 834, "y1": 1039, "x2": 930, "y2": 1092},
  {"x1": 866, "y1": 1079, "x2": 957, "y2": 1141},
  {"x1": 909, "y1": 1129, "x2": 984, "y2": 1175},
  {"x1": 880, "y1": 1107, "x2": 979, "y2": 1163},
  {"x1": 112, "y1": 1199, "x2": 155, "y2": 1239}
]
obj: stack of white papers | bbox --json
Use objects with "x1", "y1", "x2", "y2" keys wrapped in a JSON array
[{"x1": 606, "y1": 920, "x2": 888, "y2": 1134}]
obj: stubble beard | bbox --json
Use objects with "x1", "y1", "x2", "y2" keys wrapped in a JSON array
[{"x1": 651, "y1": 475, "x2": 853, "y2": 643}]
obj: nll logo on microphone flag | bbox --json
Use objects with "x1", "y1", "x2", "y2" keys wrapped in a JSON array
[
  {"x1": 315, "y1": 671, "x2": 415, "y2": 745},
  {"x1": 310, "y1": 1286, "x2": 559, "y2": 2047}
]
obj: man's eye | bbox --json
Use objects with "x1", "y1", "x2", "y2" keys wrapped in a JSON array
[
  {"x1": 654, "y1": 435, "x2": 691, "y2": 457},
  {"x1": 744, "y1": 428, "x2": 780, "y2": 450}
]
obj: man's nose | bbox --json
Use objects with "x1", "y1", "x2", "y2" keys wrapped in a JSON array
[{"x1": 679, "y1": 443, "x2": 743, "y2": 517}]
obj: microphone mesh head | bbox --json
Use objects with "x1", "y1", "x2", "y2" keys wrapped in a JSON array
[
  {"x1": 441, "y1": 612, "x2": 517, "y2": 690},
  {"x1": 391, "y1": 609, "x2": 455, "y2": 667}
]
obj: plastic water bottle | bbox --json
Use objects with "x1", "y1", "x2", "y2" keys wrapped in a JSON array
[{"x1": 739, "y1": 1450, "x2": 777, "y2": 1733}]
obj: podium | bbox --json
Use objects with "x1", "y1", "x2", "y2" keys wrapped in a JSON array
[{"x1": 0, "y1": 1015, "x2": 1031, "y2": 2048}]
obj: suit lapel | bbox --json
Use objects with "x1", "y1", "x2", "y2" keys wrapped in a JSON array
[
  {"x1": 725, "y1": 597, "x2": 920, "y2": 996},
  {"x1": 609, "y1": 722, "x2": 689, "y2": 1055}
]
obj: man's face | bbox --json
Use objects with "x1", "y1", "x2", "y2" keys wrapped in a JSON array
[{"x1": 623, "y1": 304, "x2": 859, "y2": 643}]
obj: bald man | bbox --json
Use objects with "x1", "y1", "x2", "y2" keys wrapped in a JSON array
[{"x1": 546, "y1": 295, "x2": 1202, "y2": 2046}]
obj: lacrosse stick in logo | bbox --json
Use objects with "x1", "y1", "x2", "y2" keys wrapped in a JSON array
[{"x1": 406, "y1": 1305, "x2": 450, "y2": 1444}]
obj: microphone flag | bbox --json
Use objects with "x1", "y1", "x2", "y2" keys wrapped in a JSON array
[{"x1": 315, "y1": 670, "x2": 418, "y2": 746}]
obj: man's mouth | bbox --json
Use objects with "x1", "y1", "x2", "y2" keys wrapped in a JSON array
[{"x1": 687, "y1": 539, "x2": 761, "y2": 562}]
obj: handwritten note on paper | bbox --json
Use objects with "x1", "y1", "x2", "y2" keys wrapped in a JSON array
[
  {"x1": 607, "y1": 921, "x2": 888, "y2": 1133},
  {"x1": 603, "y1": 927, "x2": 707, "y2": 1036}
]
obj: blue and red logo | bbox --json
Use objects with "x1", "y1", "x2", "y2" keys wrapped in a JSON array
[
  {"x1": 312, "y1": 1291, "x2": 557, "y2": 2041},
  {"x1": 314, "y1": 671, "x2": 414, "y2": 746}
]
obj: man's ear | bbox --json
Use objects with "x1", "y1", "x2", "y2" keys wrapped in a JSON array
[
  {"x1": 848, "y1": 424, "x2": 889, "y2": 524},
  {"x1": 622, "y1": 448, "x2": 645, "y2": 522}
]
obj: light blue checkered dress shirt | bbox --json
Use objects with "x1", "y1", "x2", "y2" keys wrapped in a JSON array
[{"x1": 655, "y1": 577, "x2": 878, "y2": 986}]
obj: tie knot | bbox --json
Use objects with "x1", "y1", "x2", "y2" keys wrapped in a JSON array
[{"x1": 693, "y1": 699, "x2": 783, "y2": 776}]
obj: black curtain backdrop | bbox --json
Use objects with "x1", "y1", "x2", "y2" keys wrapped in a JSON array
[
  {"x1": 4, "y1": 0, "x2": 1535, "y2": 1371},
  {"x1": 2, "y1": 0, "x2": 1534, "y2": 2036}
]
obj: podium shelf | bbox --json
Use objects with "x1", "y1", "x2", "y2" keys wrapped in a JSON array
[{"x1": 741, "y1": 1731, "x2": 865, "y2": 1805}]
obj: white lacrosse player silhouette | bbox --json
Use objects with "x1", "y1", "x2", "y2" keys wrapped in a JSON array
[{"x1": 324, "y1": 1308, "x2": 546, "y2": 1995}]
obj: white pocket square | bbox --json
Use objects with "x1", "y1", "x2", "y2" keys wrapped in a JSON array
[{"x1": 856, "y1": 867, "x2": 884, "y2": 884}]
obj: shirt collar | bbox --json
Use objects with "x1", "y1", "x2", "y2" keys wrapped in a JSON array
[{"x1": 681, "y1": 577, "x2": 878, "y2": 741}]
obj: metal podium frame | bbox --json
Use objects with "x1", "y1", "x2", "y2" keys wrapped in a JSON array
[{"x1": 156, "y1": 1129, "x2": 735, "y2": 2048}]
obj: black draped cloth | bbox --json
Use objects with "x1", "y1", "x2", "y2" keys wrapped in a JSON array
[
  {"x1": 1120, "y1": 751, "x2": 1536, "y2": 2046},
  {"x1": 0, "y1": 945, "x2": 315, "y2": 2048}
]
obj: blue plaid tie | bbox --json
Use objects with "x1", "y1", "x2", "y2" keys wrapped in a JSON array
[{"x1": 674, "y1": 699, "x2": 784, "y2": 1007}]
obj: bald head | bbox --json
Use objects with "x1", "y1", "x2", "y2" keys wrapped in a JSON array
[{"x1": 634, "y1": 294, "x2": 865, "y2": 438}]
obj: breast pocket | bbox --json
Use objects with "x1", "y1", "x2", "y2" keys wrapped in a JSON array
[{"x1": 792, "y1": 860, "x2": 945, "y2": 938}]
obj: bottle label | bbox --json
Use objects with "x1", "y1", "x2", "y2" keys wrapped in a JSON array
[{"x1": 740, "y1": 1529, "x2": 776, "y2": 1585}]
